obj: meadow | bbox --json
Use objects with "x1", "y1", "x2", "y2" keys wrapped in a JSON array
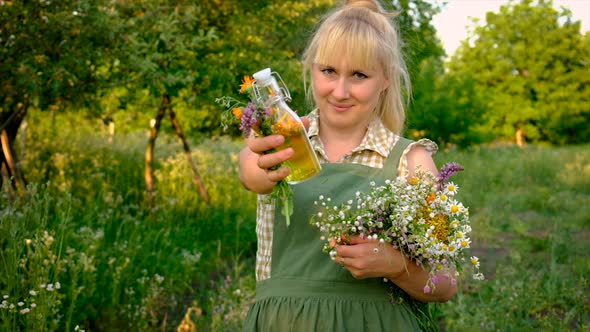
[{"x1": 1, "y1": 111, "x2": 589, "y2": 331}]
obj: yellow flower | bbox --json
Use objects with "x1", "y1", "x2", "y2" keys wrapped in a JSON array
[
  {"x1": 426, "y1": 213, "x2": 450, "y2": 243},
  {"x1": 408, "y1": 177, "x2": 419, "y2": 185},
  {"x1": 272, "y1": 112, "x2": 301, "y2": 136},
  {"x1": 450, "y1": 205, "x2": 459, "y2": 213},
  {"x1": 440, "y1": 194, "x2": 447, "y2": 201},
  {"x1": 239, "y1": 76, "x2": 255, "y2": 93}
]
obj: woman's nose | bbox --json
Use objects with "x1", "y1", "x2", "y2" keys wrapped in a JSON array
[{"x1": 332, "y1": 78, "x2": 350, "y2": 99}]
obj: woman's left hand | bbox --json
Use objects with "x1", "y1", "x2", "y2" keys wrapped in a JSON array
[{"x1": 333, "y1": 235, "x2": 406, "y2": 280}]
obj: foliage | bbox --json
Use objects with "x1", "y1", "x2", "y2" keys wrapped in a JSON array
[
  {"x1": 1, "y1": 111, "x2": 257, "y2": 331},
  {"x1": 177, "y1": 258, "x2": 256, "y2": 332},
  {"x1": 435, "y1": 144, "x2": 590, "y2": 331},
  {"x1": 0, "y1": 0, "x2": 117, "y2": 113},
  {"x1": 390, "y1": 0, "x2": 445, "y2": 81},
  {"x1": 447, "y1": 0, "x2": 590, "y2": 145},
  {"x1": 111, "y1": 0, "x2": 217, "y2": 108},
  {"x1": 407, "y1": 57, "x2": 490, "y2": 148}
]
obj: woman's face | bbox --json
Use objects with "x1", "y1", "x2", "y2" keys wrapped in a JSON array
[{"x1": 312, "y1": 59, "x2": 389, "y2": 134}]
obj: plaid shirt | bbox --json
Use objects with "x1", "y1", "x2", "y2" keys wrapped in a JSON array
[{"x1": 255, "y1": 110, "x2": 437, "y2": 281}]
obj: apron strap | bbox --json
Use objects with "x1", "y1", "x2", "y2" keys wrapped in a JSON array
[{"x1": 383, "y1": 136, "x2": 413, "y2": 176}]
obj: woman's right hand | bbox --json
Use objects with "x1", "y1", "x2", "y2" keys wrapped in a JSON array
[
  {"x1": 238, "y1": 117, "x2": 310, "y2": 194},
  {"x1": 238, "y1": 133, "x2": 293, "y2": 194}
]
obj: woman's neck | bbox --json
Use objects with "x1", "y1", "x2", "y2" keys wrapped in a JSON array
[{"x1": 319, "y1": 125, "x2": 368, "y2": 162}]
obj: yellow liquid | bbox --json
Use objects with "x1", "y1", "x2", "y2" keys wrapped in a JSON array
[{"x1": 275, "y1": 126, "x2": 321, "y2": 184}]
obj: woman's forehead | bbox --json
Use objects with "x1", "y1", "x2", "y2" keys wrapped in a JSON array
[
  {"x1": 314, "y1": 50, "x2": 382, "y2": 72},
  {"x1": 313, "y1": 34, "x2": 383, "y2": 71}
]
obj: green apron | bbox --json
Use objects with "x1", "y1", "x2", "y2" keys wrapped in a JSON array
[{"x1": 243, "y1": 138, "x2": 421, "y2": 332}]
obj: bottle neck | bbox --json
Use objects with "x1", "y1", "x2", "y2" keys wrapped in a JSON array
[{"x1": 258, "y1": 81, "x2": 284, "y2": 108}]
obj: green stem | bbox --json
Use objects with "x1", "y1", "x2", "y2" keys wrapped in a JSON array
[{"x1": 282, "y1": 196, "x2": 291, "y2": 226}]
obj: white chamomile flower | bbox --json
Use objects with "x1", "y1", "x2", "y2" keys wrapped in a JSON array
[{"x1": 445, "y1": 182, "x2": 458, "y2": 195}]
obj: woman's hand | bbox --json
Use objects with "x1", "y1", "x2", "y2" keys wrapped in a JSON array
[
  {"x1": 332, "y1": 235, "x2": 406, "y2": 280},
  {"x1": 333, "y1": 234, "x2": 457, "y2": 302},
  {"x1": 238, "y1": 134, "x2": 292, "y2": 194},
  {"x1": 238, "y1": 118, "x2": 310, "y2": 194}
]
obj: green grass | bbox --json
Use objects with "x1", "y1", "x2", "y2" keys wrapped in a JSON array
[
  {"x1": 1, "y1": 111, "x2": 589, "y2": 331},
  {"x1": 436, "y1": 145, "x2": 590, "y2": 331}
]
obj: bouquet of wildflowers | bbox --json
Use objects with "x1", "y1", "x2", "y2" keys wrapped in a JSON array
[
  {"x1": 310, "y1": 163, "x2": 484, "y2": 294},
  {"x1": 217, "y1": 76, "x2": 294, "y2": 225}
]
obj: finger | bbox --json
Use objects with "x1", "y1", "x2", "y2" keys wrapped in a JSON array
[
  {"x1": 334, "y1": 244, "x2": 352, "y2": 258},
  {"x1": 246, "y1": 134, "x2": 285, "y2": 155},
  {"x1": 348, "y1": 234, "x2": 372, "y2": 245},
  {"x1": 266, "y1": 165, "x2": 291, "y2": 183},
  {"x1": 257, "y1": 148, "x2": 294, "y2": 170},
  {"x1": 336, "y1": 242, "x2": 380, "y2": 258},
  {"x1": 329, "y1": 238, "x2": 337, "y2": 247}
]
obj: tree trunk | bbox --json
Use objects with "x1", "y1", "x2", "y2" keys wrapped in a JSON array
[
  {"x1": 168, "y1": 107, "x2": 210, "y2": 205},
  {"x1": 0, "y1": 100, "x2": 28, "y2": 196},
  {"x1": 145, "y1": 95, "x2": 168, "y2": 208},
  {"x1": 515, "y1": 127, "x2": 525, "y2": 148}
]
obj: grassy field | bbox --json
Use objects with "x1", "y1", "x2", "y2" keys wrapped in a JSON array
[{"x1": 1, "y1": 111, "x2": 589, "y2": 331}]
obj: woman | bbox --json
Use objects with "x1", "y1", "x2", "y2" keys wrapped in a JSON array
[{"x1": 239, "y1": 0, "x2": 457, "y2": 330}]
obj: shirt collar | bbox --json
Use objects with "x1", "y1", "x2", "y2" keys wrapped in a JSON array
[{"x1": 306, "y1": 109, "x2": 392, "y2": 158}]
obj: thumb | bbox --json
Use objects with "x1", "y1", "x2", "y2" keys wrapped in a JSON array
[{"x1": 301, "y1": 116, "x2": 310, "y2": 132}]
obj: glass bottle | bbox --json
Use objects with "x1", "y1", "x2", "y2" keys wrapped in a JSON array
[{"x1": 252, "y1": 68, "x2": 321, "y2": 184}]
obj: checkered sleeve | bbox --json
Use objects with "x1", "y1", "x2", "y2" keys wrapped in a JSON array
[
  {"x1": 255, "y1": 195, "x2": 274, "y2": 281},
  {"x1": 397, "y1": 138, "x2": 438, "y2": 178}
]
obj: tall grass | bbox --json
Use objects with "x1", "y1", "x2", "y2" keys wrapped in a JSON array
[
  {"x1": 1, "y1": 111, "x2": 257, "y2": 331},
  {"x1": 436, "y1": 145, "x2": 590, "y2": 331},
  {"x1": 1, "y1": 111, "x2": 589, "y2": 331}
]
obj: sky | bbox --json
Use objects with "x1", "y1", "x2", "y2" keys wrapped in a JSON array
[{"x1": 430, "y1": 0, "x2": 590, "y2": 55}]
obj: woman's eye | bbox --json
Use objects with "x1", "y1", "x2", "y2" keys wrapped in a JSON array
[
  {"x1": 321, "y1": 68, "x2": 335, "y2": 75},
  {"x1": 353, "y1": 72, "x2": 368, "y2": 79}
]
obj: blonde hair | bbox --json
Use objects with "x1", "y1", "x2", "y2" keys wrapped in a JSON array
[{"x1": 302, "y1": 0, "x2": 410, "y2": 134}]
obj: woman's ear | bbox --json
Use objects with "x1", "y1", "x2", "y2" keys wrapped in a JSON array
[{"x1": 382, "y1": 78, "x2": 390, "y2": 92}]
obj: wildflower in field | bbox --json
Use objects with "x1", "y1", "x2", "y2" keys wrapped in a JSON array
[
  {"x1": 311, "y1": 163, "x2": 484, "y2": 294},
  {"x1": 470, "y1": 256, "x2": 480, "y2": 268}
]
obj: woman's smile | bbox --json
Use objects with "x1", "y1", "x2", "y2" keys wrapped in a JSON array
[{"x1": 329, "y1": 101, "x2": 354, "y2": 112}]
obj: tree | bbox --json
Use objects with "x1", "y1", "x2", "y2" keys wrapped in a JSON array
[
  {"x1": 407, "y1": 57, "x2": 490, "y2": 148},
  {"x1": 0, "y1": 0, "x2": 119, "y2": 194},
  {"x1": 447, "y1": 0, "x2": 590, "y2": 145},
  {"x1": 112, "y1": 0, "x2": 218, "y2": 206}
]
